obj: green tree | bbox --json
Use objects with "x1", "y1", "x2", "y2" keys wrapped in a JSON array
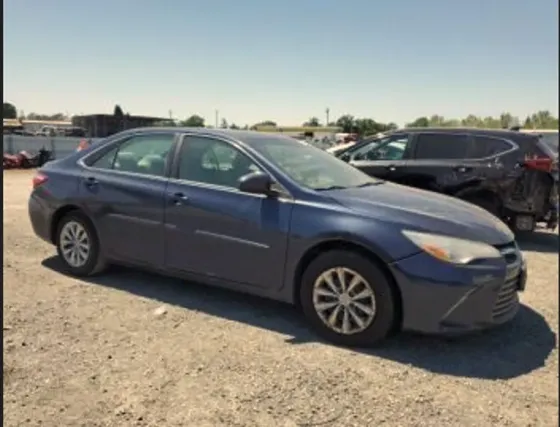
[
  {"x1": 3, "y1": 102, "x2": 18, "y2": 119},
  {"x1": 253, "y1": 120, "x2": 277, "y2": 127},
  {"x1": 499, "y1": 112, "x2": 518, "y2": 129},
  {"x1": 529, "y1": 110, "x2": 558, "y2": 129},
  {"x1": 461, "y1": 115, "x2": 482, "y2": 127},
  {"x1": 335, "y1": 114, "x2": 355, "y2": 133},
  {"x1": 220, "y1": 118, "x2": 229, "y2": 129},
  {"x1": 406, "y1": 117, "x2": 429, "y2": 127},
  {"x1": 181, "y1": 115, "x2": 205, "y2": 127},
  {"x1": 354, "y1": 118, "x2": 378, "y2": 136},
  {"x1": 114, "y1": 105, "x2": 125, "y2": 131},
  {"x1": 303, "y1": 117, "x2": 321, "y2": 127},
  {"x1": 229, "y1": 123, "x2": 240, "y2": 129}
]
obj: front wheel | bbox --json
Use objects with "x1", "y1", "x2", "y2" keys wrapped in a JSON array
[
  {"x1": 299, "y1": 250, "x2": 397, "y2": 348},
  {"x1": 56, "y1": 212, "x2": 107, "y2": 276}
]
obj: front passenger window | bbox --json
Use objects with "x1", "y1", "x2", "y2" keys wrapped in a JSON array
[
  {"x1": 365, "y1": 135, "x2": 410, "y2": 161},
  {"x1": 178, "y1": 136, "x2": 261, "y2": 188}
]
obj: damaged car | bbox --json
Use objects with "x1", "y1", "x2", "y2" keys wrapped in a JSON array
[{"x1": 337, "y1": 127, "x2": 558, "y2": 233}]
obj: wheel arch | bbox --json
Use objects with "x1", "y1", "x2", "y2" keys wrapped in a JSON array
[
  {"x1": 292, "y1": 239, "x2": 403, "y2": 332},
  {"x1": 50, "y1": 205, "x2": 95, "y2": 244}
]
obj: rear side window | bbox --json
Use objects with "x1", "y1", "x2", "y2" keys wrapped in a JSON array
[
  {"x1": 89, "y1": 134, "x2": 175, "y2": 177},
  {"x1": 469, "y1": 136, "x2": 513, "y2": 158},
  {"x1": 414, "y1": 133, "x2": 470, "y2": 160}
]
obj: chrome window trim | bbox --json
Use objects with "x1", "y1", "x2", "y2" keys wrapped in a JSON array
[
  {"x1": 413, "y1": 132, "x2": 520, "y2": 161},
  {"x1": 77, "y1": 131, "x2": 178, "y2": 175},
  {"x1": 77, "y1": 130, "x2": 294, "y2": 200},
  {"x1": 468, "y1": 135, "x2": 519, "y2": 161}
]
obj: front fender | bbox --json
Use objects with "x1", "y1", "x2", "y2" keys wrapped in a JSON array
[{"x1": 281, "y1": 202, "x2": 420, "y2": 299}]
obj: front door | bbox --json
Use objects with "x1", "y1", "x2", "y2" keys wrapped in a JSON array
[{"x1": 164, "y1": 134, "x2": 293, "y2": 290}]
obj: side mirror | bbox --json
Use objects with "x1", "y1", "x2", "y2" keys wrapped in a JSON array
[
  {"x1": 339, "y1": 153, "x2": 351, "y2": 162},
  {"x1": 238, "y1": 171, "x2": 277, "y2": 196}
]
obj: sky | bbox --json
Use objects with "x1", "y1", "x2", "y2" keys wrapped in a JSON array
[{"x1": 3, "y1": 0, "x2": 559, "y2": 127}]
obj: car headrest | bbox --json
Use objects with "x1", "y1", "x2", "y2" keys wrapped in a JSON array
[
  {"x1": 115, "y1": 151, "x2": 138, "y2": 171},
  {"x1": 138, "y1": 154, "x2": 165, "y2": 176}
]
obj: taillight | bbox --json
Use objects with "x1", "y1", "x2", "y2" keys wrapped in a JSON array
[
  {"x1": 77, "y1": 139, "x2": 89, "y2": 151},
  {"x1": 523, "y1": 156, "x2": 555, "y2": 172},
  {"x1": 32, "y1": 173, "x2": 48, "y2": 189}
]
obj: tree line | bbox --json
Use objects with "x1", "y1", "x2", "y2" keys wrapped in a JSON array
[
  {"x1": 178, "y1": 111, "x2": 558, "y2": 136},
  {"x1": 4, "y1": 102, "x2": 558, "y2": 136},
  {"x1": 3, "y1": 103, "x2": 69, "y2": 121}
]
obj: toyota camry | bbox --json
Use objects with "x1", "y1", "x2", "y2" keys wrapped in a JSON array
[{"x1": 28, "y1": 128, "x2": 527, "y2": 347}]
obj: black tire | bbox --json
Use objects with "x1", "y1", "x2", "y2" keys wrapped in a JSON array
[
  {"x1": 299, "y1": 250, "x2": 397, "y2": 348},
  {"x1": 55, "y1": 211, "x2": 107, "y2": 276}
]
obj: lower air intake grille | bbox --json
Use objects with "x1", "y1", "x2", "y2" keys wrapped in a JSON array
[{"x1": 492, "y1": 276, "x2": 519, "y2": 319}]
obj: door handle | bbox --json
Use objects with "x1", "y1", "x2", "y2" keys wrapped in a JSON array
[
  {"x1": 84, "y1": 177, "x2": 98, "y2": 188},
  {"x1": 169, "y1": 192, "x2": 189, "y2": 205},
  {"x1": 454, "y1": 166, "x2": 472, "y2": 173}
]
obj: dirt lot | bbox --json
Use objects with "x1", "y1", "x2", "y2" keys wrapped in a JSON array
[{"x1": 3, "y1": 169, "x2": 558, "y2": 427}]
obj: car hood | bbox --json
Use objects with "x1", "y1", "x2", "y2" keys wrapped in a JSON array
[{"x1": 323, "y1": 182, "x2": 514, "y2": 246}]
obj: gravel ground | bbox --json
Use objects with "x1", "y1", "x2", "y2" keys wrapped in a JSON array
[{"x1": 3, "y1": 169, "x2": 558, "y2": 427}]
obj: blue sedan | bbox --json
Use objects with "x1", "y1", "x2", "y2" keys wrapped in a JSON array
[{"x1": 28, "y1": 128, "x2": 527, "y2": 347}]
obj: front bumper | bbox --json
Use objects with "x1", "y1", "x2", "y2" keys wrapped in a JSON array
[{"x1": 389, "y1": 248, "x2": 526, "y2": 335}]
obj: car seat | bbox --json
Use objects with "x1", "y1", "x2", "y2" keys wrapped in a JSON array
[
  {"x1": 180, "y1": 146, "x2": 217, "y2": 184},
  {"x1": 138, "y1": 154, "x2": 166, "y2": 176},
  {"x1": 115, "y1": 152, "x2": 139, "y2": 172}
]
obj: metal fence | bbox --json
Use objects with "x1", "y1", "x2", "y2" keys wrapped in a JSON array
[{"x1": 3, "y1": 135, "x2": 102, "y2": 160}]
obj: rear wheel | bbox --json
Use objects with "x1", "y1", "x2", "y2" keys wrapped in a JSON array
[
  {"x1": 55, "y1": 212, "x2": 107, "y2": 276},
  {"x1": 299, "y1": 250, "x2": 397, "y2": 347}
]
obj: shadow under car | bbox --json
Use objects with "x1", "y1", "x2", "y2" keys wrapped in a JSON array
[{"x1": 41, "y1": 256, "x2": 556, "y2": 381}]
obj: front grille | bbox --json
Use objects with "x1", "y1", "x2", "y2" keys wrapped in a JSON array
[{"x1": 492, "y1": 241, "x2": 521, "y2": 319}]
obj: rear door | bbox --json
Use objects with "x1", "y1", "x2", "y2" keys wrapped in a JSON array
[
  {"x1": 78, "y1": 132, "x2": 177, "y2": 268},
  {"x1": 348, "y1": 133, "x2": 412, "y2": 183},
  {"x1": 401, "y1": 132, "x2": 472, "y2": 193}
]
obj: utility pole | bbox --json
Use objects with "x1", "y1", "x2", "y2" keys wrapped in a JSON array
[
  {"x1": 326, "y1": 108, "x2": 330, "y2": 126},
  {"x1": 215, "y1": 110, "x2": 219, "y2": 128}
]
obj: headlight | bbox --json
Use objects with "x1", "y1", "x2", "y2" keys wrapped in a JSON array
[{"x1": 402, "y1": 230, "x2": 501, "y2": 264}]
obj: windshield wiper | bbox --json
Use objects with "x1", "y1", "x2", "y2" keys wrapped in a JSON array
[{"x1": 315, "y1": 185, "x2": 349, "y2": 191}]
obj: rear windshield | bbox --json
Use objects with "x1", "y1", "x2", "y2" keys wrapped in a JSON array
[{"x1": 539, "y1": 133, "x2": 558, "y2": 155}]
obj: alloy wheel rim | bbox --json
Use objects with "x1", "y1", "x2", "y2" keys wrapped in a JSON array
[
  {"x1": 312, "y1": 267, "x2": 377, "y2": 335},
  {"x1": 59, "y1": 221, "x2": 91, "y2": 268}
]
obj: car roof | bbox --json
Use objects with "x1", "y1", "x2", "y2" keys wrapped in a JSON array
[
  {"x1": 115, "y1": 127, "x2": 293, "y2": 144},
  {"x1": 400, "y1": 127, "x2": 535, "y2": 139}
]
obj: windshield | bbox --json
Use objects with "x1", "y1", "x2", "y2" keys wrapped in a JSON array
[{"x1": 246, "y1": 135, "x2": 380, "y2": 190}]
